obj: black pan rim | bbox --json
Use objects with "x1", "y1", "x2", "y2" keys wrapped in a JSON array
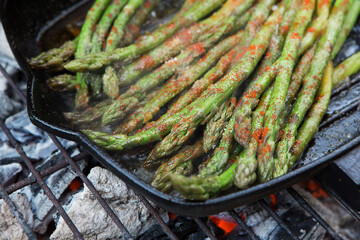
[{"x1": 1, "y1": 0, "x2": 359, "y2": 217}]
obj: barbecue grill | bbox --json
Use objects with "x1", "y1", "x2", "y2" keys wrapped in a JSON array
[{"x1": 0, "y1": 0, "x2": 359, "y2": 239}]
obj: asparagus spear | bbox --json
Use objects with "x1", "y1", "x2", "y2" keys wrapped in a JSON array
[
  {"x1": 110, "y1": 30, "x2": 244, "y2": 129},
  {"x1": 203, "y1": 96, "x2": 237, "y2": 152},
  {"x1": 116, "y1": 0, "x2": 255, "y2": 88},
  {"x1": 118, "y1": 0, "x2": 276, "y2": 132},
  {"x1": 285, "y1": 42, "x2": 317, "y2": 108},
  {"x1": 333, "y1": 51, "x2": 360, "y2": 86},
  {"x1": 146, "y1": 2, "x2": 283, "y2": 160},
  {"x1": 106, "y1": 10, "x2": 250, "y2": 129},
  {"x1": 279, "y1": 41, "x2": 318, "y2": 130},
  {"x1": 115, "y1": 29, "x2": 245, "y2": 130},
  {"x1": 83, "y1": 3, "x2": 284, "y2": 152},
  {"x1": 154, "y1": 10, "x2": 252, "y2": 123},
  {"x1": 234, "y1": 85, "x2": 273, "y2": 189},
  {"x1": 46, "y1": 74, "x2": 76, "y2": 92},
  {"x1": 104, "y1": 12, "x2": 251, "y2": 130},
  {"x1": 92, "y1": 0, "x2": 159, "y2": 94},
  {"x1": 122, "y1": 0, "x2": 161, "y2": 46},
  {"x1": 171, "y1": 162, "x2": 236, "y2": 200},
  {"x1": 29, "y1": 0, "x2": 127, "y2": 71},
  {"x1": 232, "y1": 0, "x2": 300, "y2": 147},
  {"x1": 91, "y1": 0, "x2": 129, "y2": 53},
  {"x1": 102, "y1": 0, "x2": 145, "y2": 98},
  {"x1": 298, "y1": 0, "x2": 331, "y2": 55},
  {"x1": 288, "y1": 62, "x2": 333, "y2": 168},
  {"x1": 171, "y1": 143, "x2": 242, "y2": 200},
  {"x1": 273, "y1": 0, "x2": 349, "y2": 179},
  {"x1": 151, "y1": 140, "x2": 203, "y2": 192},
  {"x1": 29, "y1": 38, "x2": 78, "y2": 71},
  {"x1": 64, "y1": 99, "x2": 113, "y2": 125},
  {"x1": 64, "y1": 0, "x2": 227, "y2": 72},
  {"x1": 198, "y1": 113, "x2": 236, "y2": 178},
  {"x1": 332, "y1": 0, "x2": 360, "y2": 59},
  {"x1": 256, "y1": 0, "x2": 316, "y2": 183},
  {"x1": 85, "y1": 0, "x2": 130, "y2": 95},
  {"x1": 74, "y1": 0, "x2": 113, "y2": 109}
]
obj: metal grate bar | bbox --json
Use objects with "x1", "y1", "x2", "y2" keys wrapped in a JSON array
[
  {"x1": 5, "y1": 152, "x2": 87, "y2": 194},
  {"x1": 258, "y1": 199, "x2": 299, "y2": 240},
  {"x1": 0, "y1": 65, "x2": 134, "y2": 240},
  {"x1": 287, "y1": 187, "x2": 342, "y2": 240},
  {"x1": 0, "y1": 120, "x2": 84, "y2": 240},
  {"x1": 136, "y1": 194, "x2": 179, "y2": 240},
  {"x1": 228, "y1": 210, "x2": 260, "y2": 240},
  {"x1": 0, "y1": 184, "x2": 38, "y2": 240},
  {"x1": 193, "y1": 217, "x2": 218, "y2": 240}
]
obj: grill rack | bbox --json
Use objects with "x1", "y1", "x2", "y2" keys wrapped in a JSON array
[{"x1": 0, "y1": 63, "x2": 355, "y2": 240}]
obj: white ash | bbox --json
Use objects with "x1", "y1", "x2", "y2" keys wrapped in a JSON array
[
  {"x1": 0, "y1": 148, "x2": 86, "y2": 236},
  {"x1": 51, "y1": 167, "x2": 169, "y2": 240},
  {"x1": 0, "y1": 91, "x2": 22, "y2": 120},
  {"x1": 0, "y1": 109, "x2": 76, "y2": 161},
  {"x1": 0, "y1": 23, "x2": 16, "y2": 62},
  {"x1": 0, "y1": 192, "x2": 32, "y2": 240},
  {"x1": 0, "y1": 162, "x2": 22, "y2": 185}
]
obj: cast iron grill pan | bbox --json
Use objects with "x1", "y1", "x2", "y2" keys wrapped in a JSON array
[{"x1": 1, "y1": 0, "x2": 360, "y2": 216}]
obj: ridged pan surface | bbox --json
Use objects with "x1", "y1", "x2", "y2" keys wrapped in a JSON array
[{"x1": 1, "y1": 0, "x2": 360, "y2": 216}]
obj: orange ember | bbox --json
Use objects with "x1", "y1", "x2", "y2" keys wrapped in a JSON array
[
  {"x1": 68, "y1": 178, "x2": 83, "y2": 192},
  {"x1": 209, "y1": 216, "x2": 237, "y2": 236},
  {"x1": 300, "y1": 179, "x2": 328, "y2": 198},
  {"x1": 269, "y1": 194, "x2": 277, "y2": 210},
  {"x1": 168, "y1": 212, "x2": 177, "y2": 221}
]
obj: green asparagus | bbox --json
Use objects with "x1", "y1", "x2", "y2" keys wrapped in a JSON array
[
  {"x1": 333, "y1": 51, "x2": 360, "y2": 86},
  {"x1": 233, "y1": 0, "x2": 300, "y2": 147},
  {"x1": 256, "y1": 0, "x2": 316, "y2": 183},
  {"x1": 64, "y1": 99, "x2": 113, "y2": 125},
  {"x1": 197, "y1": 113, "x2": 236, "y2": 178},
  {"x1": 46, "y1": 74, "x2": 77, "y2": 92},
  {"x1": 118, "y1": 0, "x2": 276, "y2": 132},
  {"x1": 85, "y1": 0, "x2": 129, "y2": 94},
  {"x1": 289, "y1": 61, "x2": 333, "y2": 168},
  {"x1": 170, "y1": 162, "x2": 236, "y2": 200},
  {"x1": 102, "y1": 0, "x2": 145, "y2": 98},
  {"x1": 332, "y1": 0, "x2": 360, "y2": 59},
  {"x1": 151, "y1": 140, "x2": 203, "y2": 191},
  {"x1": 91, "y1": 0, "x2": 129, "y2": 53},
  {"x1": 64, "y1": 0, "x2": 227, "y2": 72},
  {"x1": 203, "y1": 96, "x2": 237, "y2": 152},
  {"x1": 234, "y1": 85, "x2": 273, "y2": 189},
  {"x1": 29, "y1": 38, "x2": 78, "y2": 71},
  {"x1": 74, "y1": 0, "x2": 112, "y2": 108},
  {"x1": 143, "y1": 1, "x2": 283, "y2": 160},
  {"x1": 122, "y1": 0, "x2": 161, "y2": 46},
  {"x1": 298, "y1": 0, "x2": 331, "y2": 55},
  {"x1": 273, "y1": 0, "x2": 349, "y2": 178},
  {"x1": 83, "y1": 2, "x2": 284, "y2": 151},
  {"x1": 116, "y1": 0, "x2": 255, "y2": 88}
]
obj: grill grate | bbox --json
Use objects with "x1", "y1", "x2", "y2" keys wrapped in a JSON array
[{"x1": 0, "y1": 63, "x2": 355, "y2": 240}]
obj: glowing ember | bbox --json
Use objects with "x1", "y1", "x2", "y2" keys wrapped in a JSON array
[
  {"x1": 68, "y1": 178, "x2": 83, "y2": 192},
  {"x1": 269, "y1": 194, "x2": 277, "y2": 210},
  {"x1": 168, "y1": 212, "x2": 177, "y2": 221},
  {"x1": 209, "y1": 216, "x2": 237, "y2": 236},
  {"x1": 300, "y1": 179, "x2": 328, "y2": 198}
]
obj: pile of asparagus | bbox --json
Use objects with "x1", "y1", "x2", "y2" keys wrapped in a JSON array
[{"x1": 30, "y1": 0, "x2": 360, "y2": 200}]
